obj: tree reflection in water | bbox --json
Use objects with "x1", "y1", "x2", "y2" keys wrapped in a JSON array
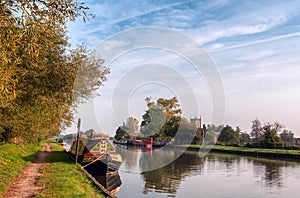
[
  {"x1": 252, "y1": 158, "x2": 298, "y2": 189},
  {"x1": 141, "y1": 151, "x2": 204, "y2": 195},
  {"x1": 205, "y1": 153, "x2": 299, "y2": 190},
  {"x1": 115, "y1": 145, "x2": 300, "y2": 197}
]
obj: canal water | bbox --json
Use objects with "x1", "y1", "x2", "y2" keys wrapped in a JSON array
[{"x1": 114, "y1": 145, "x2": 300, "y2": 198}]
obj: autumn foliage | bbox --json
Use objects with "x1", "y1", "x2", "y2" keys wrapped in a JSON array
[{"x1": 0, "y1": 1, "x2": 108, "y2": 144}]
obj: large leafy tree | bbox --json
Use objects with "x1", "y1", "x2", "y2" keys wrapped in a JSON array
[
  {"x1": 0, "y1": 1, "x2": 108, "y2": 144},
  {"x1": 239, "y1": 132, "x2": 251, "y2": 145},
  {"x1": 123, "y1": 117, "x2": 139, "y2": 134},
  {"x1": 140, "y1": 104, "x2": 166, "y2": 137},
  {"x1": 174, "y1": 118, "x2": 197, "y2": 144},
  {"x1": 114, "y1": 126, "x2": 129, "y2": 141},
  {"x1": 218, "y1": 125, "x2": 240, "y2": 146},
  {"x1": 261, "y1": 122, "x2": 281, "y2": 148},
  {"x1": 140, "y1": 97, "x2": 182, "y2": 139}
]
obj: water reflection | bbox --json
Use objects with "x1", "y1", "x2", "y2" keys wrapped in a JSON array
[
  {"x1": 141, "y1": 151, "x2": 204, "y2": 195},
  {"x1": 115, "y1": 146, "x2": 300, "y2": 198},
  {"x1": 206, "y1": 153, "x2": 300, "y2": 190},
  {"x1": 252, "y1": 158, "x2": 298, "y2": 189},
  {"x1": 116, "y1": 145, "x2": 191, "y2": 172},
  {"x1": 116, "y1": 145, "x2": 139, "y2": 170}
]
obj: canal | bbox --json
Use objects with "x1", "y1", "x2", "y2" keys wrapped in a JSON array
[{"x1": 114, "y1": 145, "x2": 300, "y2": 198}]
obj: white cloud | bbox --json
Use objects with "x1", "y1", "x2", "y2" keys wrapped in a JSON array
[{"x1": 67, "y1": 0, "x2": 300, "y2": 135}]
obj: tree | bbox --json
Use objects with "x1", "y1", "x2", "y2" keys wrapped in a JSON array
[
  {"x1": 235, "y1": 126, "x2": 241, "y2": 134},
  {"x1": 114, "y1": 126, "x2": 129, "y2": 141},
  {"x1": 174, "y1": 118, "x2": 197, "y2": 144},
  {"x1": 0, "y1": 1, "x2": 107, "y2": 144},
  {"x1": 273, "y1": 121, "x2": 284, "y2": 134},
  {"x1": 261, "y1": 123, "x2": 281, "y2": 148},
  {"x1": 250, "y1": 118, "x2": 263, "y2": 142},
  {"x1": 218, "y1": 125, "x2": 240, "y2": 146},
  {"x1": 122, "y1": 117, "x2": 139, "y2": 134},
  {"x1": 207, "y1": 124, "x2": 224, "y2": 133},
  {"x1": 239, "y1": 132, "x2": 251, "y2": 145},
  {"x1": 163, "y1": 116, "x2": 181, "y2": 138},
  {"x1": 140, "y1": 104, "x2": 166, "y2": 137},
  {"x1": 140, "y1": 97, "x2": 182, "y2": 139},
  {"x1": 280, "y1": 129, "x2": 294, "y2": 144},
  {"x1": 204, "y1": 132, "x2": 217, "y2": 145},
  {"x1": 156, "y1": 97, "x2": 182, "y2": 121}
]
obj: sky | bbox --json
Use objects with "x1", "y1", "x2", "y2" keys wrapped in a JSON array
[{"x1": 66, "y1": 0, "x2": 300, "y2": 137}]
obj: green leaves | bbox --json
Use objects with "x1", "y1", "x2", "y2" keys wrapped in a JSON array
[
  {"x1": 0, "y1": 1, "x2": 108, "y2": 144},
  {"x1": 218, "y1": 125, "x2": 240, "y2": 146},
  {"x1": 140, "y1": 97, "x2": 182, "y2": 140}
]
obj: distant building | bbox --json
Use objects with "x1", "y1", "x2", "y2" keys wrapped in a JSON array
[
  {"x1": 190, "y1": 117, "x2": 201, "y2": 129},
  {"x1": 190, "y1": 117, "x2": 207, "y2": 144}
]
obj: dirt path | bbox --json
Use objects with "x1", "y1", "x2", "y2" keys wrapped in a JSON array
[{"x1": 3, "y1": 142, "x2": 52, "y2": 198}]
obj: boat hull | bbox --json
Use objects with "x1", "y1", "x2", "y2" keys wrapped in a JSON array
[{"x1": 82, "y1": 158, "x2": 122, "y2": 175}]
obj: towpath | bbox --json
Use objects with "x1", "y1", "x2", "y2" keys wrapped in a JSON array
[{"x1": 2, "y1": 142, "x2": 51, "y2": 198}]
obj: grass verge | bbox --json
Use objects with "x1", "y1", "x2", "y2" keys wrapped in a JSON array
[
  {"x1": 185, "y1": 144, "x2": 300, "y2": 155},
  {"x1": 36, "y1": 141, "x2": 105, "y2": 198},
  {"x1": 0, "y1": 142, "x2": 42, "y2": 196}
]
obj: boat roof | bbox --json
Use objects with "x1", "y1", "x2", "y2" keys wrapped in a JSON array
[{"x1": 85, "y1": 139, "x2": 110, "y2": 151}]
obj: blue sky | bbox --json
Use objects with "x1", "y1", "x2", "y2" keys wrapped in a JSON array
[{"x1": 67, "y1": 0, "x2": 300, "y2": 136}]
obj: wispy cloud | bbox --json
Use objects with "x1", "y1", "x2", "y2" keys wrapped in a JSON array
[{"x1": 67, "y1": 0, "x2": 300, "y2": 135}]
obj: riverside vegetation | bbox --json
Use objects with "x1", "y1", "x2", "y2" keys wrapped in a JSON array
[
  {"x1": 0, "y1": 0, "x2": 109, "y2": 144},
  {"x1": 0, "y1": 141, "x2": 105, "y2": 197}
]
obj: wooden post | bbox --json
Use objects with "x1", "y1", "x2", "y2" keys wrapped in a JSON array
[{"x1": 75, "y1": 118, "x2": 81, "y2": 164}]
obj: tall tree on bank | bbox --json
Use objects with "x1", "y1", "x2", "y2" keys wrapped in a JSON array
[
  {"x1": 218, "y1": 125, "x2": 240, "y2": 146},
  {"x1": 122, "y1": 117, "x2": 139, "y2": 135},
  {"x1": 239, "y1": 132, "x2": 251, "y2": 145},
  {"x1": 250, "y1": 118, "x2": 264, "y2": 142},
  {"x1": 140, "y1": 97, "x2": 182, "y2": 139},
  {"x1": 140, "y1": 98, "x2": 167, "y2": 137},
  {"x1": 0, "y1": 1, "x2": 108, "y2": 144},
  {"x1": 261, "y1": 122, "x2": 282, "y2": 148}
]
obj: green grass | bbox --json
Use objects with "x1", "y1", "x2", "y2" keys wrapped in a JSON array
[
  {"x1": 185, "y1": 144, "x2": 300, "y2": 155},
  {"x1": 0, "y1": 142, "x2": 42, "y2": 196},
  {"x1": 36, "y1": 141, "x2": 105, "y2": 198}
]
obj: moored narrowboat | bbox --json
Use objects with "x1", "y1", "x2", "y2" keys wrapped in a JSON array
[
  {"x1": 69, "y1": 138, "x2": 122, "y2": 174},
  {"x1": 132, "y1": 137, "x2": 153, "y2": 148}
]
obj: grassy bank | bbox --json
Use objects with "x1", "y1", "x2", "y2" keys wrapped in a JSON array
[
  {"x1": 175, "y1": 144, "x2": 300, "y2": 161},
  {"x1": 186, "y1": 144, "x2": 300, "y2": 155},
  {"x1": 0, "y1": 141, "x2": 106, "y2": 197},
  {"x1": 36, "y1": 141, "x2": 105, "y2": 198},
  {"x1": 0, "y1": 142, "x2": 42, "y2": 196}
]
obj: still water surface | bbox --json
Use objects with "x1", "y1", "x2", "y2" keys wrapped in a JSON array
[{"x1": 114, "y1": 146, "x2": 300, "y2": 198}]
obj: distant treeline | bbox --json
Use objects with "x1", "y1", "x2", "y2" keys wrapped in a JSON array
[
  {"x1": 201, "y1": 119, "x2": 297, "y2": 149},
  {"x1": 114, "y1": 97, "x2": 297, "y2": 149}
]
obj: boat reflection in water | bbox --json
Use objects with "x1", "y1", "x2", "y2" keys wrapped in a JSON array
[{"x1": 92, "y1": 171, "x2": 122, "y2": 195}]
